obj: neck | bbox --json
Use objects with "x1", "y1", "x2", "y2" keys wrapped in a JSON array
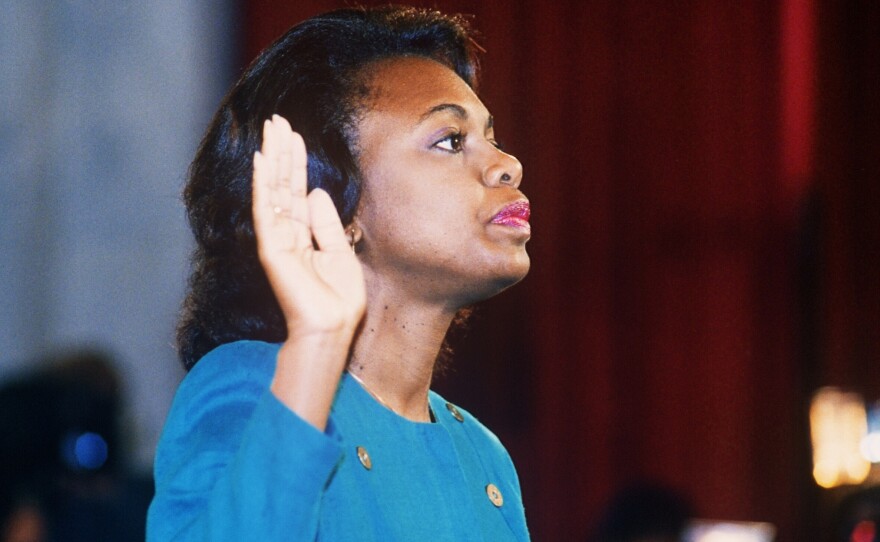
[{"x1": 348, "y1": 292, "x2": 456, "y2": 422}]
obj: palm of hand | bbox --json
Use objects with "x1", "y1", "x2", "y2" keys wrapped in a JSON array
[
  {"x1": 252, "y1": 115, "x2": 366, "y2": 335},
  {"x1": 269, "y1": 239, "x2": 365, "y2": 334}
]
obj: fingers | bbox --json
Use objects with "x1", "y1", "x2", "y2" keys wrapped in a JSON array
[
  {"x1": 252, "y1": 141, "x2": 285, "y2": 253},
  {"x1": 254, "y1": 115, "x2": 311, "y2": 249},
  {"x1": 273, "y1": 117, "x2": 311, "y2": 248},
  {"x1": 308, "y1": 189, "x2": 350, "y2": 252},
  {"x1": 253, "y1": 115, "x2": 349, "y2": 256}
]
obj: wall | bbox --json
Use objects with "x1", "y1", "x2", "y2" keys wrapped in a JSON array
[{"x1": 0, "y1": 1, "x2": 238, "y2": 468}]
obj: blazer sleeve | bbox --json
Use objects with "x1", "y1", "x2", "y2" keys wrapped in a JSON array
[{"x1": 146, "y1": 341, "x2": 343, "y2": 541}]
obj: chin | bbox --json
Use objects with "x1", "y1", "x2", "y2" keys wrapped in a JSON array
[
  {"x1": 461, "y1": 252, "x2": 531, "y2": 304},
  {"x1": 497, "y1": 258, "x2": 531, "y2": 292}
]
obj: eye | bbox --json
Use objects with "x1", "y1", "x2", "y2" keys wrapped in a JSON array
[{"x1": 434, "y1": 132, "x2": 464, "y2": 152}]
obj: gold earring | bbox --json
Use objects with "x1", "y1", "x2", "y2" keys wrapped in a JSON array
[{"x1": 346, "y1": 225, "x2": 361, "y2": 253}]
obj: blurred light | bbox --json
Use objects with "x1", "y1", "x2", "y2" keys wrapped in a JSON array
[
  {"x1": 74, "y1": 432, "x2": 108, "y2": 469},
  {"x1": 683, "y1": 520, "x2": 776, "y2": 542},
  {"x1": 851, "y1": 520, "x2": 876, "y2": 542},
  {"x1": 61, "y1": 431, "x2": 108, "y2": 471},
  {"x1": 861, "y1": 433, "x2": 880, "y2": 463},
  {"x1": 810, "y1": 387, "x2": 870, "y2": 488},
  {"x1": 861, "y1": 401, "x2": 880, "y2": 463}
]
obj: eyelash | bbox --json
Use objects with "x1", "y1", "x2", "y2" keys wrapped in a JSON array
[
  {"x1": 435, "y1": 132, "x2": 465, "y2": 153},
  {"x1": 434, "y1": 132, "x2": 504, "y2": 153}
]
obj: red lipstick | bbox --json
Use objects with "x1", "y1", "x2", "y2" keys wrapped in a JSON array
[{"x1": 490, "y1": 200, "x2": 531, "y2": 229}]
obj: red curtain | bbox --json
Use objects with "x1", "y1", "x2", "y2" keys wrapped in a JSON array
[
  {"x1": 813, "y1": 1, "x2": 880, "y2": 397},
  {"x1": 242, "y1": 1, "x2": 880, "y2": 540}
]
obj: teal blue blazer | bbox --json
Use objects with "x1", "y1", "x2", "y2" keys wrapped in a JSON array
[{"x1": 147, "y1": 341, "x2": 530, "y2": 540}]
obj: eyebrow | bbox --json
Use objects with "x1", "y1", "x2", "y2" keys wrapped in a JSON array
[{"x1": 418, "y1": 103, "x2": 494, "y2": 130}]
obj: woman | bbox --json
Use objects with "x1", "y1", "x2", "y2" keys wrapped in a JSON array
[{"x1": 147, "y1": 6, "x2": 531, "y2": 541}]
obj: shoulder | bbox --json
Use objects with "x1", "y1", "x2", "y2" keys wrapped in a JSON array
[
  {"x1": 178, "y1": 340, "x2": 281, "y2": 398},
  {"x1": 161, "y1": 341, "x2": 281, "y2": 443},
  {"x1": 186, "y1": 339, "x2": 282, "y2": 378}
]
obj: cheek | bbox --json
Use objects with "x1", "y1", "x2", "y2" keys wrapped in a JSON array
[
  {"x1": 388, "y1": 188, "x2": 481, "y2": 234},
  {"x1": 363, "y1": 190, "x2": 460, "y2": 242},
  {"x1": 356, "y1": 150, "x2": 490, "y2": 259},
  {"x1": 359, "y1": 189, "x2": 485, "y2": 267},
  {"x1": 361, "y1": 164, "x2": 478, "y2": 228}
]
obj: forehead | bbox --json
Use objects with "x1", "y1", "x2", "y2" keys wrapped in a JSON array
[{"x1": 361, "y1": 56, "x2": 488, "y2": 121}]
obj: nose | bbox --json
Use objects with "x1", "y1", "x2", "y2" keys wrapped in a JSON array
[{"x1": 482, "y1": 148, "x2": 523, "y2": 189}]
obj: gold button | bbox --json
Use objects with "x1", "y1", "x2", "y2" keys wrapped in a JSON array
[
  {"x1": 356, "y1": 446, "x2": 372, "y2": 470},
  {"x1": 446, "y1": 402, "x2": 464, "y2": 422},
  {"x1": 486, "y1": 483, "x2": 503, "y2": 507}
]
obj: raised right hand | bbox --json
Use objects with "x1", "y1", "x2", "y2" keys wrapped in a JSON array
[
  {"x1": 252, "y1": 115, "x2": 366, "y2": 429},
  {"x1": 252, "y1": 115, "x2": 366, "y2": 338}
]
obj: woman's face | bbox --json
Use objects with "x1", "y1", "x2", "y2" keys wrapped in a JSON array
[{"x1": 354, "y1": 56, "x2": 530, "y2": 307}]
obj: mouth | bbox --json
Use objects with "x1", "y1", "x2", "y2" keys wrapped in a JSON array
[{"x1": 490, "y1": 200, "x2": 531, "y2": 230}]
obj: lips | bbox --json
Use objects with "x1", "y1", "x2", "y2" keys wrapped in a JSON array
[{"x1": 490, "y1": 200, "x2": 531, "y2": 228}]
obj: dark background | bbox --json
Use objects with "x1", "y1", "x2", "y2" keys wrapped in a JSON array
[{"x1": 242, "y1": 1, "x2": 878, "y2": 540}]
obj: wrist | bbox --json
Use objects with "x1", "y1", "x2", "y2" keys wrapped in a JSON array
[
  {"x1": 283, "y1": 305, "x2": 363, "y2": 341},
  {"x1": 285, "y1": 320, "x2": 359, "y2": 343},
  {"x1": 270, "y1": 331, "x2": 356, "y2": 431}
]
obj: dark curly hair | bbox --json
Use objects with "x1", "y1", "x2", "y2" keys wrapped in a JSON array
[{"x1": 177, "y1": 6, "x2": 480, "y2": 370}]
